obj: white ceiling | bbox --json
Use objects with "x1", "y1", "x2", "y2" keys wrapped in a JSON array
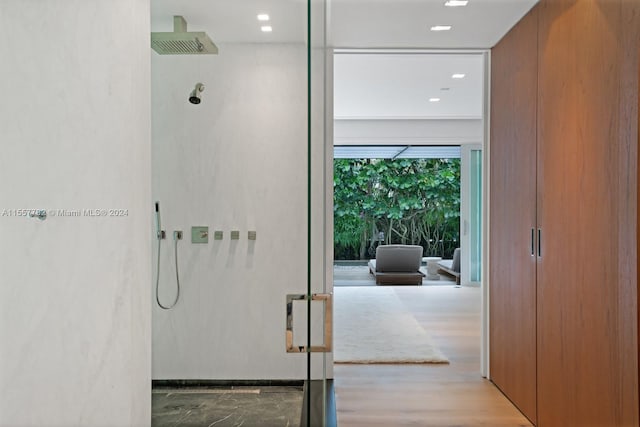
[
  {"x1": 151, "y1": 0, "x2": 306, "y2": 44},
  {"x1": 151, "y1": 0, "x2": 538, "y2": 48},
  {"x1": 334, "y1": 53, "x2": 484, "y2": 119},
  {"x1": 151, "y1": 0, "x2": 538, "y2": 121},
  {"x1": 329, "y1": 0, "x2": 538, "y2": 49}
]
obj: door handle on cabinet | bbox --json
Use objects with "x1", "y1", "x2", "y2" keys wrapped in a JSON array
[
  {"x1": 538, "y1": 228, "x2": 542, "y2": 258},
  {"x1": 531, "y1": 228, "x2": 535, "y2": 256}
]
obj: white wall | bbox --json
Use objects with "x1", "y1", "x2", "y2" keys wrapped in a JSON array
[
  {"x1": 0, "y1": 1, "x2": 151, "y2": 426},
  {"x1": 334, "y1": 118, "x2": 483, "y2": 146},
  {"x1": 152, "y1": 43, "x2": 331, "y2": 380}
]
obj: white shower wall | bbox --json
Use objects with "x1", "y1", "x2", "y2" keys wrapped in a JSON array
[
  {"x1": 0, "y1": 1, "x2": 151, "y2": 426},
  {"x1": 151, "y1": 43, "x2": 331, "y2": 380}
]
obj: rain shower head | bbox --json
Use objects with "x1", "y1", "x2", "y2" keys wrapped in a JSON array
[{"x1": 151, "y1": 16, "x2": 218, "y2": 55}]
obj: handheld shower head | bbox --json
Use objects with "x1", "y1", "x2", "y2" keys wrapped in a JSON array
[
  {"x1": 189, "y1": 83, "x2": 205, "y2": 104},
  {"x1": 155, "y1": 201, "x2": 165, "y2": 240}
]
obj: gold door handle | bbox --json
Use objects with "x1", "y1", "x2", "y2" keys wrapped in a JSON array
[{"x1": 286, "y1": 293, "x2": 333, "y2": 353}]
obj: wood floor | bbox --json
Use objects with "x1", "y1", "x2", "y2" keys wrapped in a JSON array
[{"x1": 333, "y1": 285, "x2": 533, "y2": 427}]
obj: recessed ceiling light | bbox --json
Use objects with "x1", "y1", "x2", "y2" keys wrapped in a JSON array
[
  {"x1": 430, "y1": 25, "x2": 452, "y2": 31},
  {"x1": 261, "y1": 26, "x2": 273, "y2": 32},
  {"x1": 257, "y1": 14, "x2": 270, "y2": 21},
  {"x1": 429, "y1": 98, "x2": 441, "y2": 102},
  {"x1": 440, "y1": 87, "x2": 450, "y2": 91},
  {"x1": 452, "y1": 73, "x2": 466, "y2": 79},
  {"x1": 445, "y1": 0, "x2": 469, "y2": 6}
]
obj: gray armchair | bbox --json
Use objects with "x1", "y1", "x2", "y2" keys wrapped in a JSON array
[
  {"x1": 368, "y1": 244, "x2": 425, "y2": 285},
  {"x1": 437, "y1": 248, "x2": 461, "y2": 285}
]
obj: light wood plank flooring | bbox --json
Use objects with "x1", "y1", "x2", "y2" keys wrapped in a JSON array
[{"x1": 334, "y1": 285, "x2": 533, "y2": 427}]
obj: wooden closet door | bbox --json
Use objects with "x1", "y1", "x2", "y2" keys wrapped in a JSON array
[
  {"x1": 536, "y1": 0, "x2": 638, "y2": 425},
  {"x1": 489, "y1": 6, "x2": 538, "y2": 424}
]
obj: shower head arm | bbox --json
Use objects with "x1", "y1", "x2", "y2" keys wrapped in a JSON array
[{"x1": 174, "y1": 16, "x2": 187, "y2": 32}]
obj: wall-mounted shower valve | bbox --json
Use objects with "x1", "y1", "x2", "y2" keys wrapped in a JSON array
[
  {"x1": 214, "y1": 230, "x2": 223, "y2": 240},
  {"x1": 191, "y1": 226, "x2": 208, "y2": 244},
  {"x1": 157, "y1": 230, "x2": 166, "y2": 240},
  {"x1": 231, "y1": 230, "x2": 240, "y2": 240},
  {"x1": 173, "y1": 230, "x2": 183, "y2": 240},
  {"x1": 248, "y1": 231, "x2": 257, "y2": 240}
]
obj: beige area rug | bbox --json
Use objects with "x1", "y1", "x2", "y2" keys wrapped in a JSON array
[{"x1": 333, "y1": 287, "x2": 449, "y2": 364}]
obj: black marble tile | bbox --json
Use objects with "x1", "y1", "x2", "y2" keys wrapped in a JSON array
[{"x1": 152, "y1": 386, "x2": 303, "y2": 427}]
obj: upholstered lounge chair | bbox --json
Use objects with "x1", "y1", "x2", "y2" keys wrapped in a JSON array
[
  {"x1": 368, "y1": 244, "x2": 425, "y2": 285},
  {"x1": 437, "y1": 248, "x2": 461, "y2": 285}
]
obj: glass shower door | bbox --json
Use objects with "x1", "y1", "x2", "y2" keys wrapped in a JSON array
[{"x1": 150, "y1": 0, "x2": 331, "y2": 425}]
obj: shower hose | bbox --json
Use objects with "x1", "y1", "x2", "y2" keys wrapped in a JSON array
[{"x1": 155, "y1": 234, "x2": 181, "y2": 310}]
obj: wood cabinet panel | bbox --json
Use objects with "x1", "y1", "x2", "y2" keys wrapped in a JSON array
[
  {"x1": 489, "y1": 6, "x2": 538, "y2": 425},
  {"x1": 491, "y1": 1, "x2": 639, "y2": 425},
  {"x1": 618, "y1": 2, "x2": 640, "y2": 425},
  {"x1": 618, "y1": 1, "x2": 640, "y2": 426},
  {"x1": 536, "y1": 0, "x2": 638, "y2": 425}
]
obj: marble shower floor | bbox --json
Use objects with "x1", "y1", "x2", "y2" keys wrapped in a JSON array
[{"x1": 152, "y1": 386, "x2": 303, "y2": 427}]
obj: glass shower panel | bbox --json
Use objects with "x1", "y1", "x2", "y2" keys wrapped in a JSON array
[
  {"x1": 470, "y1": 149, "x2": 482, "y2": 282},
  {"x1": 307, "y1": 0, "x2": 331, "y2": 424}
]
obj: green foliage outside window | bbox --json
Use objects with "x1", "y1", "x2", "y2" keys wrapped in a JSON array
[{"x1": 334, "y1": 158, "x2": 460, "y2": 260}]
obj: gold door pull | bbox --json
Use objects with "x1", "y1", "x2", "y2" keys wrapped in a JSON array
[{"x1": 285, "y1": 293, "x2": 333, "y2": 353}]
